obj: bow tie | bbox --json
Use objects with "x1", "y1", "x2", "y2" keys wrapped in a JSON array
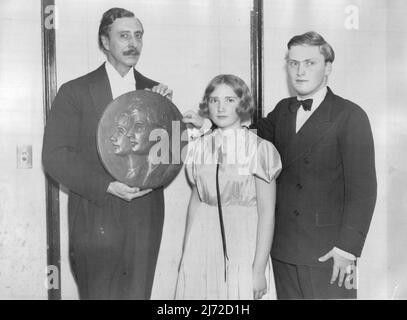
[{"x1": 289, "y1": 98, "x2": 313, "y2": 113}]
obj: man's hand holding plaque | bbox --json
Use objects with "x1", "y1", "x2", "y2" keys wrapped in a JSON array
[{"x1": 107, "y1": 181, "x2": 152, "y2": 201}]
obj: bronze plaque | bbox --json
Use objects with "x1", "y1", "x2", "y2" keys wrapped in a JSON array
[{"x1": 97, "y1": 90, "x2": 188, "y2": 189}]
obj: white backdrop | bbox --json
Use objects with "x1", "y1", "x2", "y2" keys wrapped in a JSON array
[{"x1": 0, "y1": 1, "x2": 47, "y2": 299}]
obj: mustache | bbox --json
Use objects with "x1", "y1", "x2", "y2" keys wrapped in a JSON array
[{"x1": 123, "y1": 47, "x2": 140, "y2": 56}]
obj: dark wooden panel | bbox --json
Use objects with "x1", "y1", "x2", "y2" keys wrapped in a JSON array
[
  {"x1": 250, "y1": 0, "x2": 264, "y2": 125},
  {"x1": 41, "y1": 0, "x2": 61, "y2": 300}
]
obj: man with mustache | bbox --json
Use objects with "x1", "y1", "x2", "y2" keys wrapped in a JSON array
[{"x1": 42, "y1": 7, "x2": 172, "y2": 299}]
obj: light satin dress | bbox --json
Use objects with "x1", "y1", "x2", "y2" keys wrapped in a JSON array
[{"x1": 175, "y1": 128, "x2": 282, "y2": 300}]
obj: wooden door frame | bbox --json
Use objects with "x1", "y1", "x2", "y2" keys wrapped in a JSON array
[
  {"x1": 251, "y1": 0, "x2": 264, "y2": 124},
  {"x1": 41, "y1": 0, "x2": 61, "y2": 300}
]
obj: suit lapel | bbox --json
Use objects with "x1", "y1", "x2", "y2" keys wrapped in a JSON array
[
  {"x1": 89, "y1": 63, "x2": 113, "y2": 119},
  {"x1": 134, "y1": 68, "x2": 150, "y2": 90},
  {"x1": 278, "y1": 97, "x2": 298, "y2": 153},
  {"x1": 281, "y1": 89, "x2": 335, "y2": 169}
]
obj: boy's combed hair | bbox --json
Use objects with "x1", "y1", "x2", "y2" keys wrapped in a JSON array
[
  {"x1": 199, "y1": 74, "x2": 255, "y2": 122},
  {"x1": 287, "y1": 31, "x2": 335, "y2": 63}
]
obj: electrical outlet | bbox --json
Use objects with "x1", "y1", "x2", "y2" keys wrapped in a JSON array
[{"x1": 17, "y1": 145, "x2": 32, "y2": 169}]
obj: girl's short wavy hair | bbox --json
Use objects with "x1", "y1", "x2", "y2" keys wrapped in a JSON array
[{"x1": 198, "y1": 74, "x2": 255, "y2": 122}]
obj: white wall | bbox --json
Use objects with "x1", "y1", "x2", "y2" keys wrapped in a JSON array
[
  {"x1": 386, "y1": 0, "x2": 407, "y2": 300},
  {"x1": 54, "y1": 0, "x2": 252, "y2": 299},
  {"x1": 0, "y1": 1, "x2": 47, "y2": 299}
]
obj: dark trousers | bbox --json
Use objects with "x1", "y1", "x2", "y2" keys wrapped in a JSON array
[
  {"x1": 69, "y1": 190, "x2": 164, "y2": 300},
  {"x1": 272, "y1": 258, "x2": 357, "y2": 299}
]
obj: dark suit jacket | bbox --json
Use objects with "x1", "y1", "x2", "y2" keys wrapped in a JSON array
[
  {"x1": 42, "y1": 63, "x2": 164, "y2": 299},
  {"x1": 256, "y1": 87, "x2": 377, "y2": 266}
]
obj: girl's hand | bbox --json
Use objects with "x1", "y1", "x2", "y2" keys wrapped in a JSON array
[
  {"x1": 253, "y1": 269, "x2": 267, "y2": 300},
  {"x1": 182, "y1": 110, "x2": 205, "y2": 128}
]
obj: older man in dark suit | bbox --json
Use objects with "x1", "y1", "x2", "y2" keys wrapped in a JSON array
[
  {"x1": 42, "y1": 8, "x2": 172, "y2": 299},
  {"x1": 256, "y1": 31, "x2": 377, "y2": 299}
]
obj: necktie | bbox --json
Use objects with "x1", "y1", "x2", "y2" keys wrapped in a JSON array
[{"x1": 289, "y1": 98, "x2": 313, "y2": 112}]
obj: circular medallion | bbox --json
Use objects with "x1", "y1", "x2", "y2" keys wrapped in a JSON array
[{"x1": 97, "y1": 90, "x2": 188, "y2": 189}]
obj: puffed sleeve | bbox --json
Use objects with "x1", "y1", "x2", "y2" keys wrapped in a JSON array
[
  {"x1": 184, "y1": 139, "x2": 198, "y2": 185},
  {"x1": 251, "y1": 138, "x2": 282, "y2": 183}
]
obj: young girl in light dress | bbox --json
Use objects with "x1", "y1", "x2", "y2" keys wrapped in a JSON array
[{"x1": 176, "y1": 74, "x2": 281, "y2": 300}]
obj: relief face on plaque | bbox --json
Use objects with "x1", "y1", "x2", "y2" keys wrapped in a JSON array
[{"x1": 98, "y1": 90, "x2": 188, "y2": 189}]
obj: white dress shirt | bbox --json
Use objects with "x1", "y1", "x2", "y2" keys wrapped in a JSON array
[
  {"x1": 295, "y1": 86, "x2": 327, "y2": 133},
  {"x1": 105, "y1": 61, "x2": 136, "y2": 99}
]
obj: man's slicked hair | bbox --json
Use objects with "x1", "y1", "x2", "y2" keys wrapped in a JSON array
[
  {"x1": 287, "y1": 31, "x2": 335, "y2": 63},
  {"x1": 98, "y1": 7, "x2": 142, "y2": 52}
]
